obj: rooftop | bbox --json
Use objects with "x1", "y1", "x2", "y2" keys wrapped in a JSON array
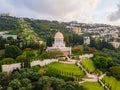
[{"x1": 54, "y1": 32, "x2": 64, "y2": 38}]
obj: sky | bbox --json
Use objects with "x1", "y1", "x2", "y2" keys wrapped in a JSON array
[{"x1": 0, "y1": 0, "x2": 120, "y2": 25}]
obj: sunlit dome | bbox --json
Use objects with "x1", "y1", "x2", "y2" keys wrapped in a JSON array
[
  {"x1": 54, "y1": 32, "x2": 64, "y2": 38},
  {"x1": 46, "y1": 31, "x2": 71, "y2": 55}
]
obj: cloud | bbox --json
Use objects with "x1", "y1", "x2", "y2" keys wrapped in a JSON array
[
  {"x1": 22, "y1": 0, "x2": 100, "y2": 22},
  {"x1": 108, "y1": 4, "x2": 120, "y2": 21},
  {"x1": 0, "y1": 0, "x2": 100, "y2": 22}
]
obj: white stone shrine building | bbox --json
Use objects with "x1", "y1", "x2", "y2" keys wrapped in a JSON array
[{"x1": 46, "y1": 32, "x2": 71, "y2": 56}]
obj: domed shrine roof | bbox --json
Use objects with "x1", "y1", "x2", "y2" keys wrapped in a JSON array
[{"x1": 54, "y1": 32, "x2": 64, "y2": 38}]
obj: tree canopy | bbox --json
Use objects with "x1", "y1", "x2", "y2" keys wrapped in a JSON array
[
  {"x1": 110, "y1": 66, "x2": 120, "y2": 80},
  {"x1": 5, "y1": 45, "x2": 22, "y2": 58},
  {"x1": 93, "y1": 55, "x2": 112, "y2": 70}
]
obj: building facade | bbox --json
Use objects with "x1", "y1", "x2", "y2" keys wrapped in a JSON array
[
  {"x1": 46, "y1": 32, "x2": 71, "y2": 56},
  {"x1": 84, "y1": 36, "x2": 90, "y2": 45},
  {"x1": 109, "y1": 41, "x2": 120, "y2": 48},
  {"x1": 1, "y1": 34, "x2": 17, "y2": 39}
]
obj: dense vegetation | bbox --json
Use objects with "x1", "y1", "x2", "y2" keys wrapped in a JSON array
[
  {"x1": 0, "y1": 16, "x2": 84, "y2": 47},
  {"x1": 0, "y1": 67, "x2": 85, "y2": 90},
  {"x1": 102, "y1": 48, "x2": 120, "y2": 65},
  {"x1": 5, "y1": 45, "x2": 22, "y2": 58},
  {"x1": 90, "y1": 38, "x2": 115, "y2": 50},
  {"x1": 110, "y1": 66, "x2": 120, "y2": 80},
  {"x1": 0, "y1": 16, "x2": 21, "y2": 31},
  {"x1": 93, "y1": 56, "x2": 112, "y2": 71}
]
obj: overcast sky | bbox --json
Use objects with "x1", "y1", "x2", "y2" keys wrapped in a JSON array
[{"x1": 0, "y1": 0, "x2": 120, "y2": 25}]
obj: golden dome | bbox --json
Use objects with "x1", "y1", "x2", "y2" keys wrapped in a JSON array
[{"x1": 54, "y1": 32, "x2": 64, "y2": 38}]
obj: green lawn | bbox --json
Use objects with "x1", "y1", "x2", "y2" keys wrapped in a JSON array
[
  {"x1": 45, "y1": 62, "x2": 84, "y2": 76},
  {"x1": 83, "y1": 82, "x2": 104, "y2": 90},
  {"x1": 103, "y1": 76, "x2": 120, "y2": 90},
  {"x1": 81, "y1": 59, "x2": 95, "y2": 73}
]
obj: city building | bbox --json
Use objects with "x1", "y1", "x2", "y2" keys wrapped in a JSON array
[
  {"x1": 84, "y1": 36, "x2": 90, "y2": 45},
  {"x1": 109, "y1": 41, "x2": 120, "y2": 48},
  {"x1": 1, "y1": 34, "x2": 17, "y2": 39},
  {"x1": 111, "y1": 33, "x2": 119, "y2": 39},
  {"x1": 46, "y1": 32, "x2": 71, "y2": 56},
  {"x1": 72, "y1": 27, "x2": 82, "y2": 34},
  {"x1": 66, "y1": 26, "x2": 82, "y2": 35}
]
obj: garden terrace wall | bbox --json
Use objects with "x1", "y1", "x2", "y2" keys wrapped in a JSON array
[
  {"x1": 31, "y1": 59, "x2": 58, "y2": 67},
  {"x1": 2, "y1": 63, "x2": 21, "y2": 72}
]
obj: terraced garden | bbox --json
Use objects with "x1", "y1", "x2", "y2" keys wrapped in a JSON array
[
  {"x1": 102, "y1": 76, "x2": 120, "y2": 90},
  {"x1": 83, "y1": 82, "x2": 104, "y2": 90},
  {"x1": 81, "y1": 59, "x2": 95, "y2": 73},
  {"x1": 44, "y1": 62, "x2": 84, "y2": 81}
]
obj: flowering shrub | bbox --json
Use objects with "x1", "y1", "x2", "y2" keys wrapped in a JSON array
[{"x1": 24, "y1": 48, "x2": 31, "y2": 51}]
